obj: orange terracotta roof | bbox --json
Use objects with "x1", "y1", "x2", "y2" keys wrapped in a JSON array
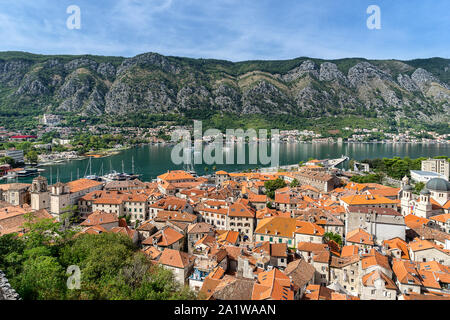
[
  {"x1": 383, "y1": 237, "x2": 410, "y2": 260},
  {"x1": 295, "y1": 220, "x2": 325, "y2": 236},
  {"x1": 228, "y1": 202, "x2": 255, "y2": 218},
  {"x1": 404, "y1": 214, "x2": 430, "y2": 229},
  {"x1": 199, "y1": 277, "x2": 222, "y2": 300},
  {"x1": 255, "y1": 217, "x2": 297, "y2": 238},
  {"x1": 247, "y1": 192, "x2": 268, "y2": 203},
  {"x1": 252, "y1": 268, "x2": 294, "y2": 300},
  {"x1": 155, "y1": 210, "x2": 197, "y2": 223},
  {"x1": 303, "y1": 284, "x2": 334, "y2": 300},
  {"x1": 341, "y1": 245, "x2": 359, "y2": 257},
  {"x1": 362, "y1": 270, "x2": 397, "y2": 290},
  {"x1": 361, "y1": 250, "x2": 391, "y2": 271},
  {"x1": 142, "y1": 246, "x2": 162, "y2": 260},
  {"x1": 149, "y1": 196, "x2": 188, "y2": 211},
  {"x1": 408, "y1": 238, "x2": 450, "y2": 255},
  {"x1": 346, "y1": 228, "x2": 374, "y2": 245},
  {"x1": 215, "y1": 170, "x2": 228, "y2": 175},
  {"x1": 80, "y1": 210, "x2": 118, "y2": 227},
  {"x1": 344, "y1": 182, "x2": 368, "y2": 192},
  {"x1": 297, "y1": 242, "x2": 328, "y2": 252},
  {"x1": 67, "y1": 178, "x2": 103, "y2": 193},
  {"x1": 430, "y1": 213, "x2": 450, "y2": 224},
  {"x1": 367, "y1": 187, "x2": 400, "y2": 197},
  {"x1": 340, "y1": 194, "x2": 398, "y2": 205},
  {"x1": 110, "y1": 226, "x2": 136, "y2": 239},
  {"x1": 143, "y1": 227, "x2": 184, "y2": 247},
  {"x1": 217, "y1": 230, "x2": 239, "y2": 245},
  {"x1": 157, "y1": 170, "x2": 195, "y2": 181},
  {"x1": 158, "y1": 248, "x2": 194, "y2": 269}
]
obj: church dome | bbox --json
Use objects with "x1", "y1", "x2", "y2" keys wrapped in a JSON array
[
  {"x1": 426, "y1": 178, "x2": 450, "y2": 192},
  {"x1": 420, "y1": 188, "x2": 430, "y2": 195}
]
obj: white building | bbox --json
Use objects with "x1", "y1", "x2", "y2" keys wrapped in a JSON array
[
  {"x1": 421, "y1": 158, "x2": 449, "y2": 180},
  {"x1": 0, "y1": 149, "x2": 24, "y2": 164},
  {"x1": 410, "y1": 170, "x2": 447, "y2": 183}
]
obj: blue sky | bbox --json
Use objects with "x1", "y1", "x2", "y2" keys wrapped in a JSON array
[{"x1": 0, "y1": 0, "x2": 448, "y2": 61}]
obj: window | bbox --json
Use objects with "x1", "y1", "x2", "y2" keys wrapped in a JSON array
[
  {"x1": 279, "y1": 238, "x2": 282, "y2": 243},
  {"x1": 260, "y1": 236, "x2": 264, "y2": 241}
]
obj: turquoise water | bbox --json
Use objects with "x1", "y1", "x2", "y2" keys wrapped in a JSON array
[{"x1": 7, "y1": 142, "x2": 450, "y2": 184}]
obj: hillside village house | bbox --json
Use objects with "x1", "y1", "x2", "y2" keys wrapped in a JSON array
[
  {"x1": 329, "y1": 254, "x2": 361, "y2": 296},
  {"x1": 0, "y1": 183, "x2": 30, "y2": 206},
  {"x1": 340, "y1": 194, "x2": 398, "y2": 211},
  {"x1": 226, "y1": 202, "x2": 256, "y2": 241},
  {"x1": 294, "y1": 221, "x2": 325, "y2": 244},
  {"x1": 142, "y1": 227, "x2": 185, "y2": 251},
  {"x1": 49, "y1": 179, "x2": 103, "y2": 220},
  {"x1": 408, "y1": 239, "x2": 450, "y2": 266},
  {"x1": 187, "y1": 222, "x2": 215, "y2": 253},
  {"x1": 430, "y1": 213, "x2": 450, "y2": 233},
  {"x1": 78, "y1": 190, "x2": 150, "y2": 223},
  {"x1": 345, "y1": 206, "x2": 406, "y2": 244},
  {"x1": 158, "y1": 248, "x2": 195, "y2": 286},
  {"x1": 149, "y1": 197, "x2": 193, "y2": 219},
  {"x1": 254, "y1": 217, "x2": 297, "y2": 248},
  {"x1": 284, "y1": 169, "x2": 339, "y2": 192}
]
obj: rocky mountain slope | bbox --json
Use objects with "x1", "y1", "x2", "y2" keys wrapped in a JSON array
[{"x1": 0, "y1": 51, "x2": 449, "y2": 123}]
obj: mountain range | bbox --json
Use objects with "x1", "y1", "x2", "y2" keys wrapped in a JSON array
[{"x1": 0, "y1": 51, "x2": 449, "y2": 124}]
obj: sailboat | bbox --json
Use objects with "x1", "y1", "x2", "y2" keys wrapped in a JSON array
[
  {"x1": 101, "y1": 157, "x2": 141, "y2": 181},
  {"x1": 83, "y1": 156, "x2": 102, "y2": 181}
]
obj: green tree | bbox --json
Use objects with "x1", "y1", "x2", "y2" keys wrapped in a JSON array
[
  {"x1": 26, "y1": 150, "x2": 38, "y2": 163},
  {"x1": 414, "y1": 182, "x2": 425, "y2": 194},
  {"x1": 15, "y1": 255, "x2": 66, "y2": 300},
  {"x1": 323, "y1": 232, "x2": 343, "y2": 246},
  {"x1": 0, "y1": 156, "x2": 15, "y2": 166},
  {"x1": 264, "y1": 178, "x2": 287, "y2": 199},
  {"x1": 290, "y1": 179, "x2": 299, "y2": 188}
]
